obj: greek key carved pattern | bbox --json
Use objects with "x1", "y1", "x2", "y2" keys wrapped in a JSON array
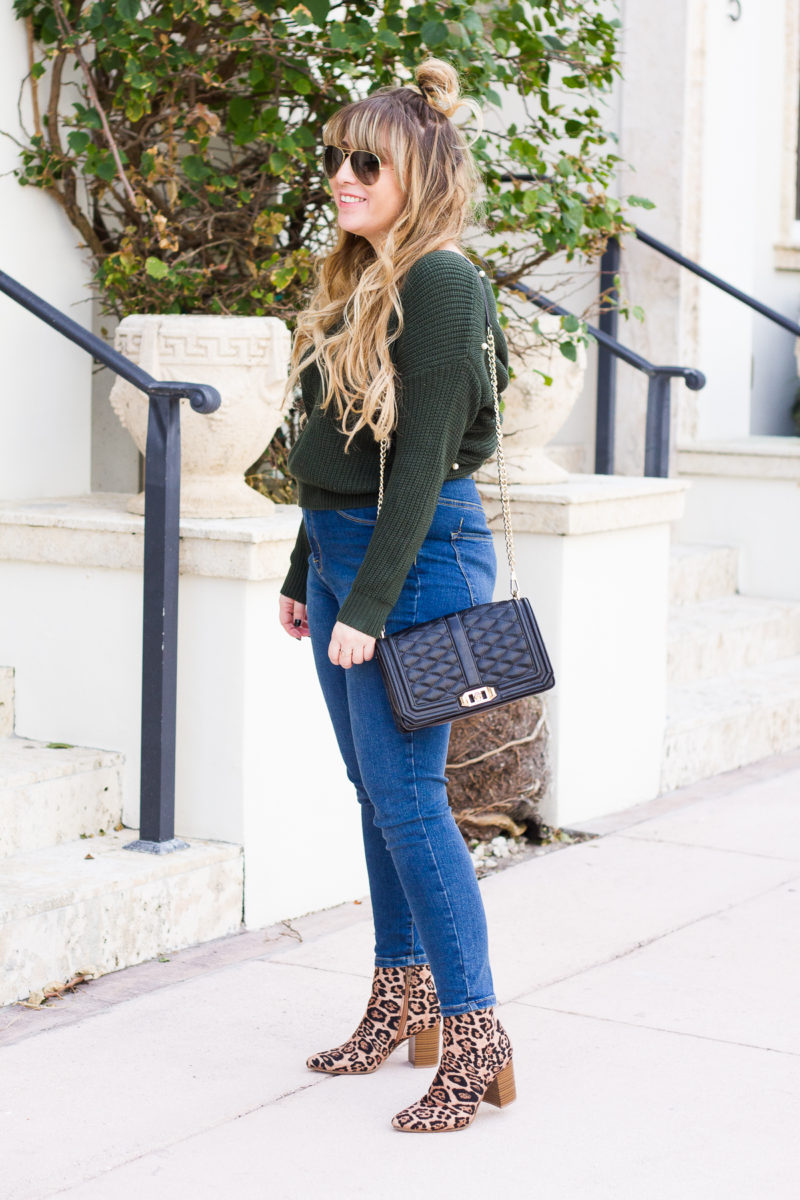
[{"x1": 116, "y1": 331, "x2": 284, "y2": 365}]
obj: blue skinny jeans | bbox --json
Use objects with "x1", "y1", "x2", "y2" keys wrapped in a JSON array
[{"x1": 303, "y1": 477, "x2": 498, "y2": 1016}]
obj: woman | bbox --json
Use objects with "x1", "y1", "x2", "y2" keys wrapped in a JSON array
[{"x1": 278, "y1": 57, "x2": 515, "y2": 1134}]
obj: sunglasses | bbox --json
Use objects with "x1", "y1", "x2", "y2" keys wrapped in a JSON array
[{"x1": 322, "y1": 144, "x2": 384, "y2": 187}]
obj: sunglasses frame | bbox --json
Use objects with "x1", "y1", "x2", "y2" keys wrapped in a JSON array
[{"x1": 322, "y1": 144, "x2": 384, "y2": 186}]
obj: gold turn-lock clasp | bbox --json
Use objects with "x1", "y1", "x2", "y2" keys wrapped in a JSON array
[{"x1": 458, "y1": 686, "x2": 498, "y2": 708}]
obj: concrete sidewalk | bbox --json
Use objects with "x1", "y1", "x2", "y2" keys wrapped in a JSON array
[{"x1": 2, "y1": 752, "x2": 800, "y2": 1200}]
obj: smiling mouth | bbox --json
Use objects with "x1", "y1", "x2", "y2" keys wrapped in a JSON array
[{"x1": 339, "y1": 194, "x2": 367, "y2": 204}]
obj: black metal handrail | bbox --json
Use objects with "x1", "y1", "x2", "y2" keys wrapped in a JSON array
[
  {"x1": 633, "y1": 227, "x2": 800, "y2": 339},
  {"x1": 0, "y1": 269, "x2": 221, "y2": 854},
  {"x1": 493, "y1": 173, "x2": 706, "y2": 477},
  {"x1": 497, "y1": 274, "x2": 705, "y2": 478},
  {"x1": 597, "y1": 229, "x2": 800, "y2": 473}
]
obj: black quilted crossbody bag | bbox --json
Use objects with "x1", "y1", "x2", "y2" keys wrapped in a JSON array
[{"x1": 375, "y1": 262, "x2": 555, "y2": 733}]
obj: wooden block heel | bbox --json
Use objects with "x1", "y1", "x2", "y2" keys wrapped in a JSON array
[
  {"x1": 483, "y1": 1060, "x2": 516, "y2": 1108},
  {"x1": 407, "y1": 1022, "x2": 440, "y2": 1068}
]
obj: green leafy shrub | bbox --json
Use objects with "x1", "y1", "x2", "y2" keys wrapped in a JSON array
[{"x1": 12, "y1": 0, "x2": 638, "y2": 322}]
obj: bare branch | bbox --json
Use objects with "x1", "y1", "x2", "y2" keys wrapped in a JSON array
[
  {"x1": 25, "y1": 17, "x2": 43, "y2": 139},
  {"x1": 51, "y1": 0, "x2": 147, "y2": 219}
]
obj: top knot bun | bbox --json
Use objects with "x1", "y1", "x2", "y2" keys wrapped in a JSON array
[
  {"x1": 414, "y1": 58, "x2": 483, "y2": 143},
  {"x1": 414, "y1": 58, "x2": 463, "y2": 119}
]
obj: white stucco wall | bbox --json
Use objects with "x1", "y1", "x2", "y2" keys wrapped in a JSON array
[
  {"x1": 610, "y1": 0, "x2": 800, "y2": 457},
  {"x1": 0, "y1": 8, "x2": 93, "y2": 500},
  {"x1": 749, "y1": 0, "x2": 800, "y2": 436},
  {"x1": 692, "y1": 0, "x2": 800, "y2": 439}
]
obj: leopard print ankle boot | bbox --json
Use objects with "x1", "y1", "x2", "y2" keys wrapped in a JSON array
[
  {"x1": 391, "y1": 1006, "x2": 515, "y2": 1132},
  {"x1": 306, "y1": 963, "x2": 440, "y2": 1076}
]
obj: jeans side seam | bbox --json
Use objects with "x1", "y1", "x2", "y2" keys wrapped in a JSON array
[
  {"x1": 405, "y1": 562, "x2": 471, "y2": 992},
  {"x1": 408, "y1": 730, "x2": 471, "y2": 1009}
]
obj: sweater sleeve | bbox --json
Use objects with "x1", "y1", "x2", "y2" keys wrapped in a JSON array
[
  {"x1": 281, "y1": 519, "x2": 311, "y2": 604},
  {"x1": 336, "y1": 262, "x2": 491, "y2": 637}
]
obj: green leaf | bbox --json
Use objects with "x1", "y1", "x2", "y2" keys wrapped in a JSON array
[
  {"x1": 229, "y1": 97, "x2": 254, "y2": 127},
  {"x1": 94, "y1": 156, "x2": 116, "y2": 182},
  {"x1": 182, "y1": 154, "x2": 211, "y2": 182},
  {"x1": 561, "y1": 314, "x2": 580, "y2": 333},
  {"x1": 78, "y1": 106, "x2": 103, "y2": 131},
  {"x1": 329, "y1": 24, "x2": 350, "y2": 49},
  {"x1": 462, "y1": 9, "x2": 483, "y2": 34},
  {"x1": 272, "y1": 266, "x2": 295, "y2": 289},
  {"x1": 145, "y1": 257, "x2": 169, "y2": 279},
  {"x1": 559, "y1": 340, "x2": 578, "y2": 362},
  {"x1": 117, "y1": 0, "x2": 140, "y2": 19},
  {"x1": 67, "y1": 131, "x2": 90, "y2": 154},
  {"x1": 627, "y1": 194, "x2": 656, "y2": 209},
  {"x1": 420, "y1": 20, "x2": 449, "y2": 46},
  {"x1": 302, "y1": 0, "x2": 329, "y2": 25}
]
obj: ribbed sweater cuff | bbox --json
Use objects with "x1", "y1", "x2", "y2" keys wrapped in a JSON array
[
  {"x1": 281, "y1": 558, "x2": 308, "y2": 605},
  {"x1": 337, "y1": 588, "x2": 391, "y2": 640}
]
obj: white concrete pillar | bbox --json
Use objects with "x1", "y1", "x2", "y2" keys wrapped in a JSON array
[
  {"x1": 0, "y1": 495, "x2": 368, "y2": 928},
  {"x1": 0, "y1": 8, "x2": 93, "y2": 500},
  {"x1": 677, "y1": 437, "x2": 800, "y2": 600},
  {"x1": 481, "y1": 476, "x2": 688, "y2": 825}
]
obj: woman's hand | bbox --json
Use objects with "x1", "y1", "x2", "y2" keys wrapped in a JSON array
[
  {"x1": 328, "y1": 620, "x2": 376, "y2": 668},
  {"x1": 279, "y1": 594, "x2": 310, "y2": 640}
]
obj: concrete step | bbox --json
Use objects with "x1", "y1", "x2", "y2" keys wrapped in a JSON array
[
  {"x1": 0, "y1": 829, "x2": 243, "y2": 1006},
  {"x1": 0, "y1": 737, "x2": 124, "y2": 859},
  {"x1": 668, "y1": 595, "x2": 800, "y2": 684},
  {"x1": 661, "y1": 655, "x2": 800, "y2": 793},
  {"x1": 0, "y1": 667, "x2": 14, "y2": 737},
  {"x1": 669, "y1": 543, "x2": 739, "y2": 606}
]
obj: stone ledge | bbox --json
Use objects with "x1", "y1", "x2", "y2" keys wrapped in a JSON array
[
  {"x1": 0, "y1": 737, "x2": 124, "y2": 789},
  {"x1": 0, "y1": 493, "x2": 302, "y2": 581},
  {"x1": 773, "y1": 242, "x2": 800, "y2": 271},
  {"x1": 479, "y1": 474, "x2": 688, "y2": 536},
  {"x1": 0, "y1": 830, "x2": 243, "y2": 1005},
  {"x1": 677, "y1": 436, "x2": 800, "y2": 480}
]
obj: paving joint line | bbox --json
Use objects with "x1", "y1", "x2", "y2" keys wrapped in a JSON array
[
  {"x1": 507, "y1": 999, "x2": 800, "y2": 1058},
  {"x1": 610, "y1": 832, "x2": 800, "y2": 863},
  {"x1": 42, "y1": 1079, "x2": 326, "y2": 1199},
  {"x1": 503, "y1": 868, "x2": 800, "y2": 1003}
]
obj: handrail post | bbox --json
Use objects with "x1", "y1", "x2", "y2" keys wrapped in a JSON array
[
  {"x1": 596, "y1": 235, "x2": 620, "y2": 474},
  {"x1": 644, "y1": 373, "x2": 672, "y2": 478},
  {"x1": 125, "y1": 386, "x2": 187, "y2": 854},
  {"x1": 0, "y1": 269, "x2": 221, "y2": 854}
]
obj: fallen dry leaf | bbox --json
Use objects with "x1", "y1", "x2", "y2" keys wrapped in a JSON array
[{"x1": 18, "y1": 970, "x2": 98, "y2": 1009}]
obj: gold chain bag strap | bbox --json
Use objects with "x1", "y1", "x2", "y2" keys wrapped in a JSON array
[{"x1": 373, "y1": 262, "x2": 555, "y2": 733}]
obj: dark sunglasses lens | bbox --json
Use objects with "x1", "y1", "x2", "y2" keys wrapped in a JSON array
[
  {"x1": 351, "y1": 151, "x2": 381, "y2": 185},
  {"x1": 322, "y1": 145, "x2": 344, "y2": 178}
]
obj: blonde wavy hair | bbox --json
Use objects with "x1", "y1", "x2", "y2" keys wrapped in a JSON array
[{"x1": 284, "y1": 58, "x2": 484, "y2": 447}]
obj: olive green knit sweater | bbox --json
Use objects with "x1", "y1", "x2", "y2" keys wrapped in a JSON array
[{"x1": 281, "y1": 250, "x2": 509, "y2": 638}]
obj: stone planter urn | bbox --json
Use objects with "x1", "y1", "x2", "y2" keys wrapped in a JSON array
[
  {"x1": 480, "y1": 313, "x2": 588, "y2": 485},
  {"x1": 110, "y1": 314, "x2": 291, "y2": 517}
]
